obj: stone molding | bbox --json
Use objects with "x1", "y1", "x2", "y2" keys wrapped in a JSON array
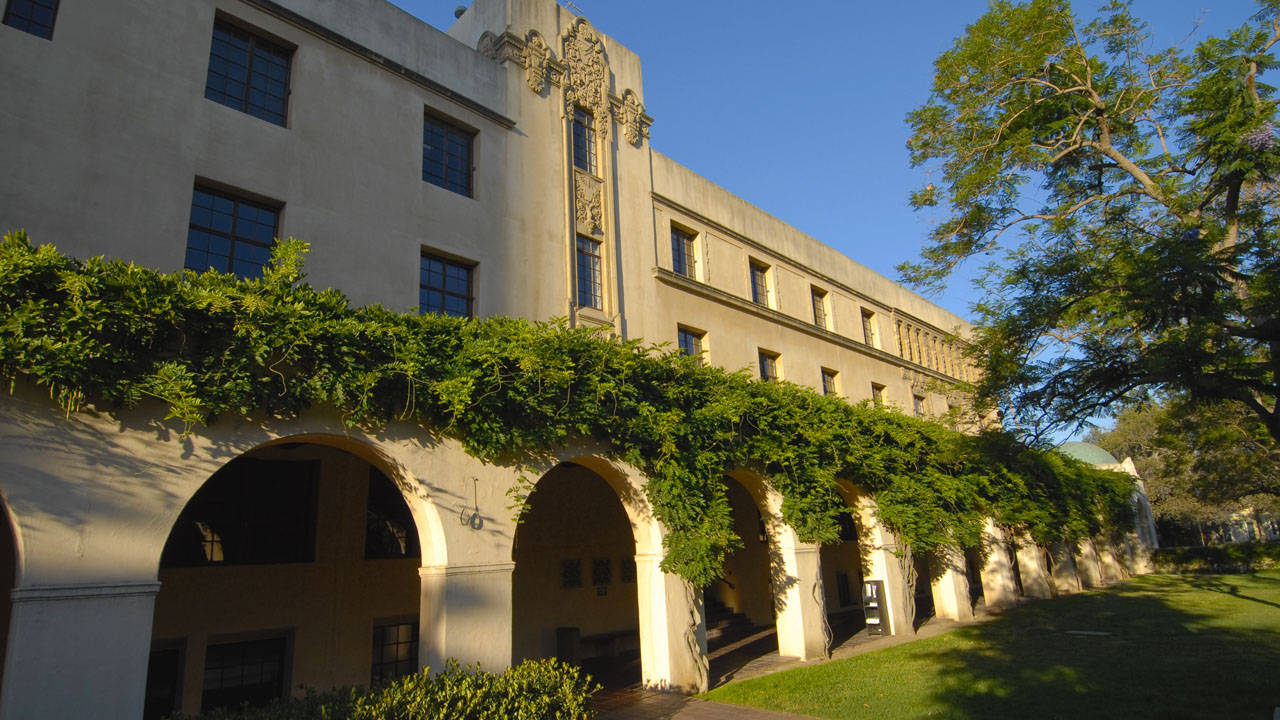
[
  {"x1": 574, "y1": 170, "x2": 604, "y2": 236},
  {"x1": 561, "y1": 17, "x2": 610, "y2": 138},
  {"x1": 420, "y1": 561, "x2": 515, "y2": 578},
  {"x1": 523, "y1": 30, "x2": 549, "y2": 93},
  {"x1": 11, "y1": 581, "x2": 162, "y2": 603}
]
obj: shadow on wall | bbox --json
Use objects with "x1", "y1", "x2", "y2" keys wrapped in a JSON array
[{"x1": 919, "y1": 575, "x2": 1280, "y2": 718}]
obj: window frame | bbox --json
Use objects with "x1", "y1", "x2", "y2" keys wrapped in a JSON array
[
  {"x1": 677, "y1": 325, "x2": 705, "y2": 363},
  {"x1": 201, "y1": 633, "x2": 291, "y2": 712},
  {"x1": 572, "y1": 106, "x2": 597, "y2": 175},
  {"x1": 870, "y1": 382, "x2": 887, "y2": 408},
  {"x1": 758, "y1": 349, "x2": 780, "y2": 382},
  {"x1": 749, "y1": 259, "x2": 771, "y2": 307},
  {"x1": 575, "y1": 235, "x2": 603, "y2": 310},
  {"x1": 913, "y1": 394, "x2": 928, "y2": 417},
  {"x1": 371, "y1": 618, "x2": 419, "y2": 684},
  {"x1": 811, "y1": 286, "x2": 829, "y2": 329},
  {"x1": 204, "y1": 16, "x2": 294, "y2": 126},
  {"x1": 422, "y1": 110, "x2": 475, "y2": 197},
  {"x1": 2, "y1": 0, "x2": 59, "y2": 39},
  {"x1": 861, "y1": 309, "x2": 880, "y2": 348},
  {"x1": 671, "y1": 224, "x2": 697, "y2": 279},
  {"x1": 820, "y1": 367, "x2": 839, "y2": 397},
  {"x1": 185, "y1": 184, "x2": 281, "y2": 280},
  {"x1": 418, "y1": 251, "x2": 475, "y2": 318}
]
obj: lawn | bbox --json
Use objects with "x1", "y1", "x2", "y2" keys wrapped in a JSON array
[{"x1": 704, "y1": 571, "x2": 1280, "y2": 719}]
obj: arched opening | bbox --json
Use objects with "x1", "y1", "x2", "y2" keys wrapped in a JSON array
[
  {"x1": 818, "y1": 509, "x2": 865, "y2": 646},
  {"x1": 1008, "y1": 542, "x2": 1026, "y2": 597},
  {"x1": 704, "y1": 474, "x2": 777, "y2": 684},
  {"x1": 144, "y1": 442, "x2": 423, "y2": 718},
  {"x1": 511, "y1": 462, "x2": 639, "y2": 687},
  {"x1": 0, "y1": 502, "x2": 17, "y2": 701},
  {"x1": 911, "y1": 551, "x2": 936, "y2": 630},
  {"x1": 964, "y1": 546, "x2": 986, "y2": 608}
]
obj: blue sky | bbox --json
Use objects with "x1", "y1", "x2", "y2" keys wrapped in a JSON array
[{"x1": 393, "y1": 0, "x2": 1261, "y2": 437}]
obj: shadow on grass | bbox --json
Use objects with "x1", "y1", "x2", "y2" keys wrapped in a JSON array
[{"x1": 922, "y1": 575, "x2": 1280, "y2": 719}]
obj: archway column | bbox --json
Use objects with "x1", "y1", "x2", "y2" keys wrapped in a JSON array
[
  {"x1": 929, "y1": 545, "x2": 974, "y2": 622},
  {"x1": 634, "y1": 553, "x2": 708, "y2": 693},
  {"x1": 769, "y1": 538, "x2": 827, "y2": 660},
  {"x1": 1076, "y1": 538, "x2": 1104, "y2": 587},
  {"x1": 1014, "y1": 536, "x2": 1054, "y2": 599},
  {"x1": 419, "y1": 562, "x2": 514, "y2": 673},
  {"x1": 979, "y1": 520, "x2": 1019, "y2": 608},
  {"x1": 856, "y1": 504, "x2": 912, "y2": 636},
  {"x1": 1096, "y1": 538, "x2": 1127, "y2": 583},
  {"x1": 1049, "y1": 542, "x2": 1082, "y2": 594},
  {"x1": 1, "y1": 581, "x2": 159, "y2": 720}
]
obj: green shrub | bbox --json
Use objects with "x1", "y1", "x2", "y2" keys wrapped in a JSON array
[
  {"x1": 176, "y1": 659, "x2": 600, "y2": 720},
  {"x1": 1151, "y1": 542, "x2": 1280, "y2": 573}
]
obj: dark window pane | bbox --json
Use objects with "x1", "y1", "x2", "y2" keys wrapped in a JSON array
[
  {"x1": 205, "y1": 19, "x2": 292, "y2": 126},
  {"x1": 202, "y1": 637, "x2": 286, "y2": 712},
  {"x1": 3, "y1": 0, "x2": 60, "y2": 39},
  {"x1": 372, "y1": 622, "x2": 419, "y2": 684},
  {"x1": 366, "y1": 467, "x2": 420, "y2": 559},
  {"x1": 419, "y1": 253, "x2": 473, "y2": 318},
  {"x1": 423, "y1": 114, "x2": 473, "y2": 196},
  {"x1": 185, "y1": 186, "x2": 278, "y2": 279},
  {"x1": 575, "y1": 236, "x2": 602, "y2": 309}
]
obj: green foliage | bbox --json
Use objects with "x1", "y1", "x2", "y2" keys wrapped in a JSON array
[
  {"x1": 175, "y1": 659, "x2": 599, "y2": 720},
  {"x1": 1151, "y1": 541, "x2": 1280, "y2": 573},
  {"x1": 0, "y1": 232, "x2": 1135, "y2": 585},
  {"x1": 905, "y1": 0, "x2": 1280, "y2": 444}
]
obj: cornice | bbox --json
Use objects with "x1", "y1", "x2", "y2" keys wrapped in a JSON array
[{"x1": 653, "y1": 268, "x2": 957, "y2": 384}]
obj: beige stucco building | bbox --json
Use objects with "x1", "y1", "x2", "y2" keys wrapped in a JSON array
[{"x1": 0, "y1": 0, "x2": 1146, "y2": 717}]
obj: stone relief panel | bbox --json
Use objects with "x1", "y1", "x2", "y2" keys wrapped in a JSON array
[
  {"x1": 562, "y1": 17, "x2": 609, "y2": 138},
  {"x1": 621, "y1": 89, "x2": 646, "y2": 146},
  {"x1": 523, "y1": 30, "x2": 549, "y2": 94},
  {"x1": 574, "y1": 170, "x2": 604, "y2": 237}
]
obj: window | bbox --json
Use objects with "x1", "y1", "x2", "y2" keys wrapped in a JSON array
[
  {"x1": 160, "y1": 458, "x2": 317, "y2": 567},
  {"x1": 419, "y1": 253, "x2": 473, "y2": 317},
  {"x1": 423, "y1": 113, "x2": 474, "y2": 196},
  {"x1": 561, "y1": 558, "x2": 583, "y2": 589},
  {"x1": 3, "y1": 0, "x2": 58, "y2": 39},
  {"x1": 896, "y1": 320, "x2": 907, "y2": 359},
  {"x1": 143, "y1": 644, "x2": 183, "y2": 720},
  {"x1": 671, "y1": 225, "x2": 696, "y2": 278},
  {"x1": 811, "y1": 287, "x2": 829, "y2": 329},
  {"x1": 205, "y1": 19, "x2": 292, "y2": 126},
  {"x1": 366, "y1": 468, "x2": 421, "y2": 559},
  {"x1": 592, "y1": 557, "x2": 612, "y2": 587},
  {"x1": 202, "y1": 636, "x2": 287, "y2": 712},
  {"x1": 620, "y1": 556, "x2": 636, "y2": 583},
  {"x1": 862, "y1": 309, "x2": 880, "y2": 348},
  {"x1": 575, "y1": 235, "x2": 602, "y2": 309},
  {"x1": 372, "y1": 621, "x2": 418, "y2": 684},
  {"x1": 677, "y1": 326, "x2": 704, "y2": 362},
  {"x1": 749, "y1": 260, "x2": 770, "y2": 306},
  {"x1": 871, "y1": 383, "x2": 887, "y2": 407},
  {"x1": 913, "y1": 394, "x2": 928, "y2": 417},
  {"x1": 572, "y1": 106, "x2": 597, "y2": 174},
  {"x1": 758, "y1": 349, "x2": 779, "y2": 382},
  {"x1": 821, "y1": 368, "x2": 839, "y2": 396},
  {"x1": 185, "y1": 186, "x2": 279, "y2": 279}
]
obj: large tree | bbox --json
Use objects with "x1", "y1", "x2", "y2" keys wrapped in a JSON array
[{"x1": 905, "y1": 0, "x2": 1280, "y2": 443}]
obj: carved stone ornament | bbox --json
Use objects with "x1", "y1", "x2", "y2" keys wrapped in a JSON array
[
  {"x1": 476, "y1": 31, "x2": 500, "y2": 61},
  {"x1": 574, "y1": 171, "x2": 603, "y2": 236},
  {"x1": 562, "y1": 17, "x2": 609, "y2": 138},
  {"x1": 621, "y1": 89, "x2": 644, "y2": 146},
  {"x1": 523, "y1": 30, "x2": 549, "y2": 94}
]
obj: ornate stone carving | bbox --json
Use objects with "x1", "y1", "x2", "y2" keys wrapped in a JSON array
[
  {"x1": 523, "y1": 30, "x2": 549, "y2": 94},
  {"x1": 476, "y1": 31, "x2": 500, "y2": 61},
  {"x1": 562, "y1": 17, "x2": 609, "y2": 138},
  {"x1": 621, "y1": 89, "x2": 645, "y2": 146},
  {"x1": 574, "y1": 171, "x2": 603, "y2": 236}
]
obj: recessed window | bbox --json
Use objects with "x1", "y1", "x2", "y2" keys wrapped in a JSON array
[
  {"x1": 677, "y1": 326, "x2": 704, "y2": 362},
  {"x1": 371, "y1": 621, "x2": 418, "y2": 684},
  {"x1": 620, "y1": 556, "x2": 636, "y2": 583},
  {"x1": 572, "y1": 106, "x2": 597, "y2": 175},
  {"x1": 366, "y1": 468, "x2": 421, "y2": 559},
  {"x1": 862, "y1": 309, "x2": 880, "y2": 349},
  {"x1": 671, "y1": 225, "x2": 696, "y2": 279},
  {"x1": 575, "y1": 235, "x2": 602, "y2": 309},
  {"x1": 3, "y1": 0, "x2": 58, "y2": 39},
  {"x1": 592, "y1": 557, "x2": 612, "y2": 587},
  {"x1": 202, "y1": 636, "x2": 287, "y2": 712},
  {"x1": 423, "y1": 113, "x2": 474, "y2": 196},
  {"x1": 811, "y1": 287, "x2": 829, "y2": 329},
  {"x1": 561, "y1": 558, "x2": 583, "y2": 589},
  {"x1": 160, "y1": 458, "x2": 317, "y2": 567},
  {"x1": 143, "y1": 644, "x2": 184, "y2": 720},
  {"x1": 758, "y1": 349, "x2": 779, "y2": 382},
  {"x1": 821, "y1": 368, "x2": 839, "y2": 396},
  {"x1": 871, "y1": 383, "x2": 887, "y2": 407},
  {"x1": 205, "y1": 18, "x2": 292, "y2": 126},
  {"x1": 419, "y1": 252, "x2": 474, "y2": 318},
  {"x1": 913, "y1": 394, "x2": 928, "y2": 417},
  {"x1": 749, "y1": 260, "x2": 771, "y2": 307},
  {"x1": 185, "y1": 186, "x2": 280, "y2": 279}
]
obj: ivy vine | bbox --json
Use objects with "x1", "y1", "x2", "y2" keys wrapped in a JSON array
[{"x1": 0, "y1": 232, "x2": 1136, "y2": 586}]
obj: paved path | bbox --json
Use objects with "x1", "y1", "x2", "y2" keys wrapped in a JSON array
[{"x1": 594, "y1": 688, "x2": 815, "y2": 719}]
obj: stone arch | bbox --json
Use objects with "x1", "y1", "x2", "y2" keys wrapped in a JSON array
[{"x1": 146, "y1": 434, "x2": 438, "y2": 717}]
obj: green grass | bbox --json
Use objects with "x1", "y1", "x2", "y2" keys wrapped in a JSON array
[{"x1": 705, "y1": 571, "x2": 1280, "y2": 719}]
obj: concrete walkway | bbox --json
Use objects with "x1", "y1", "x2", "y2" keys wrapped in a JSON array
[{"x1": 595, "y1": 608, "x2": 1003, "y2": 719}]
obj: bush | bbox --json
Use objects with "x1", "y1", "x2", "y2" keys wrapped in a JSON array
[
  {"x1": 176, "y1": 659, "x2": 600, "y2": 720},
  {"x1": 1151, "y1": 542, "x2": 1280, "y2": 573}
]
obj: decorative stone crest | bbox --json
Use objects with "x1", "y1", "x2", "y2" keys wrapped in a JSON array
[
  {"x1": 562, "y1": 17, "x2": 609, "y2": 138},
  {"x1": 621, "y1": 89, "x2": 645, "y2": 146},
  {"x1": 476, "y1": 31, "x2": 499, "y2": 61},
  {"x1": 574, "y1": 171, "x2": 603, "y2": 236},
  {"x1": 523, "y1": 30, "x2": 549, "y2": 94}
]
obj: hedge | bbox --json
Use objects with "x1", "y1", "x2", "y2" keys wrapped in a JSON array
[{"x1": 1151, "y1": 542, "x2": 1280, "y2": 573}]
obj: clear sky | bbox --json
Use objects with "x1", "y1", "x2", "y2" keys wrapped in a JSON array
[{"x1": 392, "y1": 0, "x2": 1260, "y2": 436}]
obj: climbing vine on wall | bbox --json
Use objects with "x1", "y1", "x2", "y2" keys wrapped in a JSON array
[{"x1": 0, "y1": 233, "x2": 1135, "y2": 587}]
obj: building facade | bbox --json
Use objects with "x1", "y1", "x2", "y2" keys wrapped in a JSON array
[{"x1": 0, "y1": 0, "x2": 1142, "y2": 717}]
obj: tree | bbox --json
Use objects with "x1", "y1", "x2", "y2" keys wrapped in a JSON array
[{"x1": 905, "y1": 0, "x2": 1280, "y2": 444}]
